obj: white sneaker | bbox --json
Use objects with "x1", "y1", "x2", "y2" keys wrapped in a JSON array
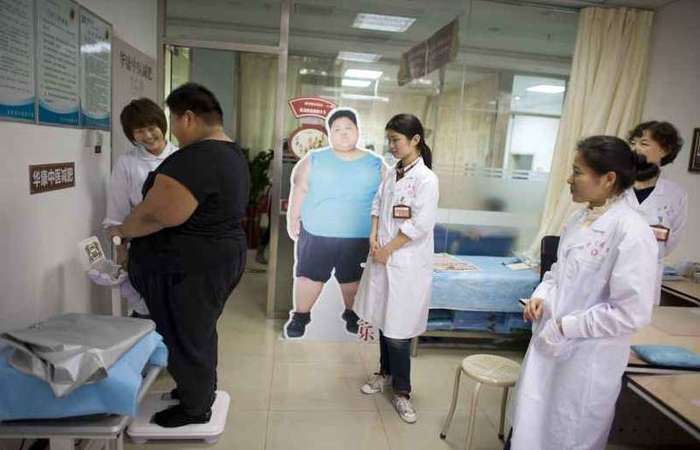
[
  {"x1": 392, "y1": 395, "x2": 417, "y2": 423},
  {"x1": 360, "y1": 373, "x2": 391, "y2": 394}
]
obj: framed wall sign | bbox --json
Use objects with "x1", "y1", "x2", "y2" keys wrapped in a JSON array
[{"x1": 689, "y1": 128, "x2": 700, "y2": 173}]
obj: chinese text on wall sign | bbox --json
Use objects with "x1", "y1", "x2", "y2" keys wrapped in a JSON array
[{"x1": 29, "y1": 162, "x2": 75, "y2": 194}]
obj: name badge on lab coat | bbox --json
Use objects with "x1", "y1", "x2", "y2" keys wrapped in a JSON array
[
  {"x1": 650, "y1": 224, "x2": 670, "y2": 242},
  {"x1": 393, "y1": 204, "x2": 412, "y2": 219}
]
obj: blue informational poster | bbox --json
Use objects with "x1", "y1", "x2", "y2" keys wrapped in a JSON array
[
  {"x1": 0, "y1": 0, "x2": 36, "y2": 123},
  {"x1": 37, "y1": 0, "x2": 80, "y2": 127},
  {"x1": 79, "y1": 8, "x2": 111, "y2": 130}
]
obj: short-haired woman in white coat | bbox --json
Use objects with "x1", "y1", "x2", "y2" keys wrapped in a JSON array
[
  {"x1": 625, "y1": 121, "x2": 688, "y2": 305},
  {"x1": 506, "y1": 136, "x2": 659, "y2": 450},
  {"x1": 104, "y1": 98, "x2": 177, "y2": 317}
]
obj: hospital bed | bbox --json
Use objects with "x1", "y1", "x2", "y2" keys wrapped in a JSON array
[{"x1": 411, "y1": 224, "x2": 540, "y2": 356}]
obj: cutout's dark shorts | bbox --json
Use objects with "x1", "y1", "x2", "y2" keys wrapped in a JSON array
[{"x1": 296, "y1": 226, "x2": 369, "y2": 284}]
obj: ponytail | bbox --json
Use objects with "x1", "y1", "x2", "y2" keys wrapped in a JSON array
[
  {"x1": 419, "y1": 140, "x2": 433, "y2": 169},
  {"x1": 634, "y1": 152, "x2": 660, "y2": 182},
  {"x1": 385, "y1": 113, "x2": 432, "y2": 169}
]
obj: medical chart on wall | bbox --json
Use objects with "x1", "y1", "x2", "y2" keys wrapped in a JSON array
[
  {"x1": 79, "y1": 8, "x2": 111, "y2": 130},
  {"x1": 1, "y1": 0, "x2": 113, "y2": 129},
  {"x1": 37, "y1": 0, "x2": 81, "y2": 126},
  {"x1": 0, "y1": 0, "x2": 36, "y2": 122}
]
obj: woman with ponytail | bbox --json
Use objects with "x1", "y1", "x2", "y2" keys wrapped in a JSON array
[
  {"x1": 625, "y1": 121, "x2": 688, "y2": 305},
  {"x1": 504, "y1": 136, "x2": 659, "y2": 450},
  {"x1": 354, "y1": 114, "x2": 438, "y2": 424}
]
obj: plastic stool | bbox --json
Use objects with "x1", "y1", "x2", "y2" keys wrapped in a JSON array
[{"x1": 439, "y1": 354, "x2": 521, "y2": 450}]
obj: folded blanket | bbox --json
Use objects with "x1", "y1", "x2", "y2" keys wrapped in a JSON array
[
  {"x1": 0, "y1": 314, "x2": 154, "y2": 397},
  {"x1": 0, "y1": 330, "x2": 167, "y2": 421}
]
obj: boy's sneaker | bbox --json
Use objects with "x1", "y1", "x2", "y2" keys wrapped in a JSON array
[
  {"x1": 285, "y1": 312, "x2": 311, "y2": 338},
  {"x1": 360, "y1": 373, "x2": 391, "y2": 394},
  {"x1": 342, "y1": 309, "x2": 360, "y2": 334},
  {"x1": 392, "y1": 395, "x2": 417, "y2": 423}
]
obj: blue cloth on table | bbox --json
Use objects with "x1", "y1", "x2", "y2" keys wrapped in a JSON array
[
  {"x1": 0, "y1": 331, "x2": 168, "y2": 421},
  {"x1": 431, "y1": 255, "x2": 539, "y2": 313},
  {"x1": 632, "y1": 345, "x2": 700, "y2": 370}
]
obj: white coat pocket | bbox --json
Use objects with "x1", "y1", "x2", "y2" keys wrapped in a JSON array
[
  {"x1": 567, "y1": 246, "x2": 606, "y2": 281},
  {"x1": 534, "y1": 319, "x2": 573, "y2": 360},
  {"x1": 387, "y1": 247, "x2": 414, "y2": 267}
]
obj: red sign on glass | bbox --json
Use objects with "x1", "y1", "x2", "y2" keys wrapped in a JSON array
[{"x1": 288, "y1": 97, "x2": 337, "y2": 120}]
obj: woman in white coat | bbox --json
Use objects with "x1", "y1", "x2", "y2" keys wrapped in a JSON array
[
  {"x1": 354, "y1": 114, "x2": 439, "y2": 424},
  {"x1": 103, "y1": 98, "x2": 177, "y2": 317},
  {"x1": 625, "y1": 121, "x2": 688, "y2": 304},
  {"x1": 507, "y1": 136, "x2": 659, "y2": 450}
]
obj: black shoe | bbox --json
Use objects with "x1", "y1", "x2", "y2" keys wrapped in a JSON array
[
  {"x1": 285, "y1": 312, "x2": 311, "y2": 338},
  {"x1": 342, "y1": 309, "x2": 360, "y2": 334},
  {"x1": 151, "y1": 404, "x2": 211, "y2": 428},
  {"x1": 130, "y1": 311, "x2": 151, "y2": 320}
]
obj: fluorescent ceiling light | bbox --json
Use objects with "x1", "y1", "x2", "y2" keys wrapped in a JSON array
[
  {"x1": 344, "y1": 69, "x2": 383, "y2": 79},
  {"x1": 299, "y1": 68, "x2": 328, "y2": 76},
  {"x1": 526, "y1": 84, "x2": 565, "y2": 94},
  {"x1": 341, "y1": 93, "x2": 389, "y2": 102},
  {"x1": 352, "y1": 13, "x2": 415, "y2": 32},
  {"x1": 81, "y1": 42, "x2": 111, "y2": 54},
  {"x1": 342, "y1": 78, "x2": 372, "y2": 88},
  {"x1": 338, "y1": 51, "x2": 382, "y2": 63}
]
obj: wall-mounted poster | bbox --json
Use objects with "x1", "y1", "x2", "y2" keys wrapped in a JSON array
[
  {"x1": 79, "y1": 8, "x2": 111, "y2": 130},
  {"x1": 0, "y1": 0, "x2": 36, "y2": 123},
  {"x1": 689, "y1": 128, "x2": 700, "y2": 173},
  {"x1": 37, "y1": 0, "x2": 80, "y2": 126}
]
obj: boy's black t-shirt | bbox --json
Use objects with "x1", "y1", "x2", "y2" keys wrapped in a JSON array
[{"x1": 130, "y1": 139, "x2": 249, "y2": 274}]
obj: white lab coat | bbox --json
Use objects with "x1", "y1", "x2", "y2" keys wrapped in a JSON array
[
  {"x1": 103, "y1": 142, "x2": 178, "y2": 226},
  {"x1": 624, "y1": 178, "x2": 688, "y2": 304},
  {"x1": 103, "y1": 142, "x2": 177, "y2": 314},
  {"x1": 509, "y1": 199, "x2": 658, "y2": 450},
  {"x1": 354, "y1": 158, "x2": 439, "y2": 339}
]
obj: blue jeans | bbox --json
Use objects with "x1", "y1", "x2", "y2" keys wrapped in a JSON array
[{"x1": 379, "y1": 331, "x2": 412, "y2": 396}]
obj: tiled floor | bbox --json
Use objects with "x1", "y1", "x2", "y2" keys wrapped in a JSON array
[{"x1": 125, "y1": 266, "x2": 652, "y2": 450}]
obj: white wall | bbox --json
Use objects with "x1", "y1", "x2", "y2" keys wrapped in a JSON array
[
  {"x1": 86, "y1": 0, "x2": 158, "y2": 60},
  {"x1": 0, "y1": 0, "x2": 158, "y2": 329},
  {"x1": 642, "y1": 0, "x2": 700, "y2": 267},
  {"x1": 191, "y1": 48, "x2": 238, "y2": 139}
]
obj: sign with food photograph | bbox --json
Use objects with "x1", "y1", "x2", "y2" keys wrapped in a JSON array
[{"x1": 288, "y1": 124, "x2": 328, "y2": 159}]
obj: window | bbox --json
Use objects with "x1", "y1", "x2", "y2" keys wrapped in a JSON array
[{"x1": 504, "y1": 75, "x2": 566, "y2": 174}]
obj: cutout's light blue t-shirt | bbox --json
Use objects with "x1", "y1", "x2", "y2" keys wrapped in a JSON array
[{"x1": 300, "y1": 147, "x2": 383, "y2": 238}]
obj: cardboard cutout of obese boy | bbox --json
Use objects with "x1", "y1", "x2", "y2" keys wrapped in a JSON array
[{"x1": 284, "y1": 108, "x2": 387, "y2": 340}]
